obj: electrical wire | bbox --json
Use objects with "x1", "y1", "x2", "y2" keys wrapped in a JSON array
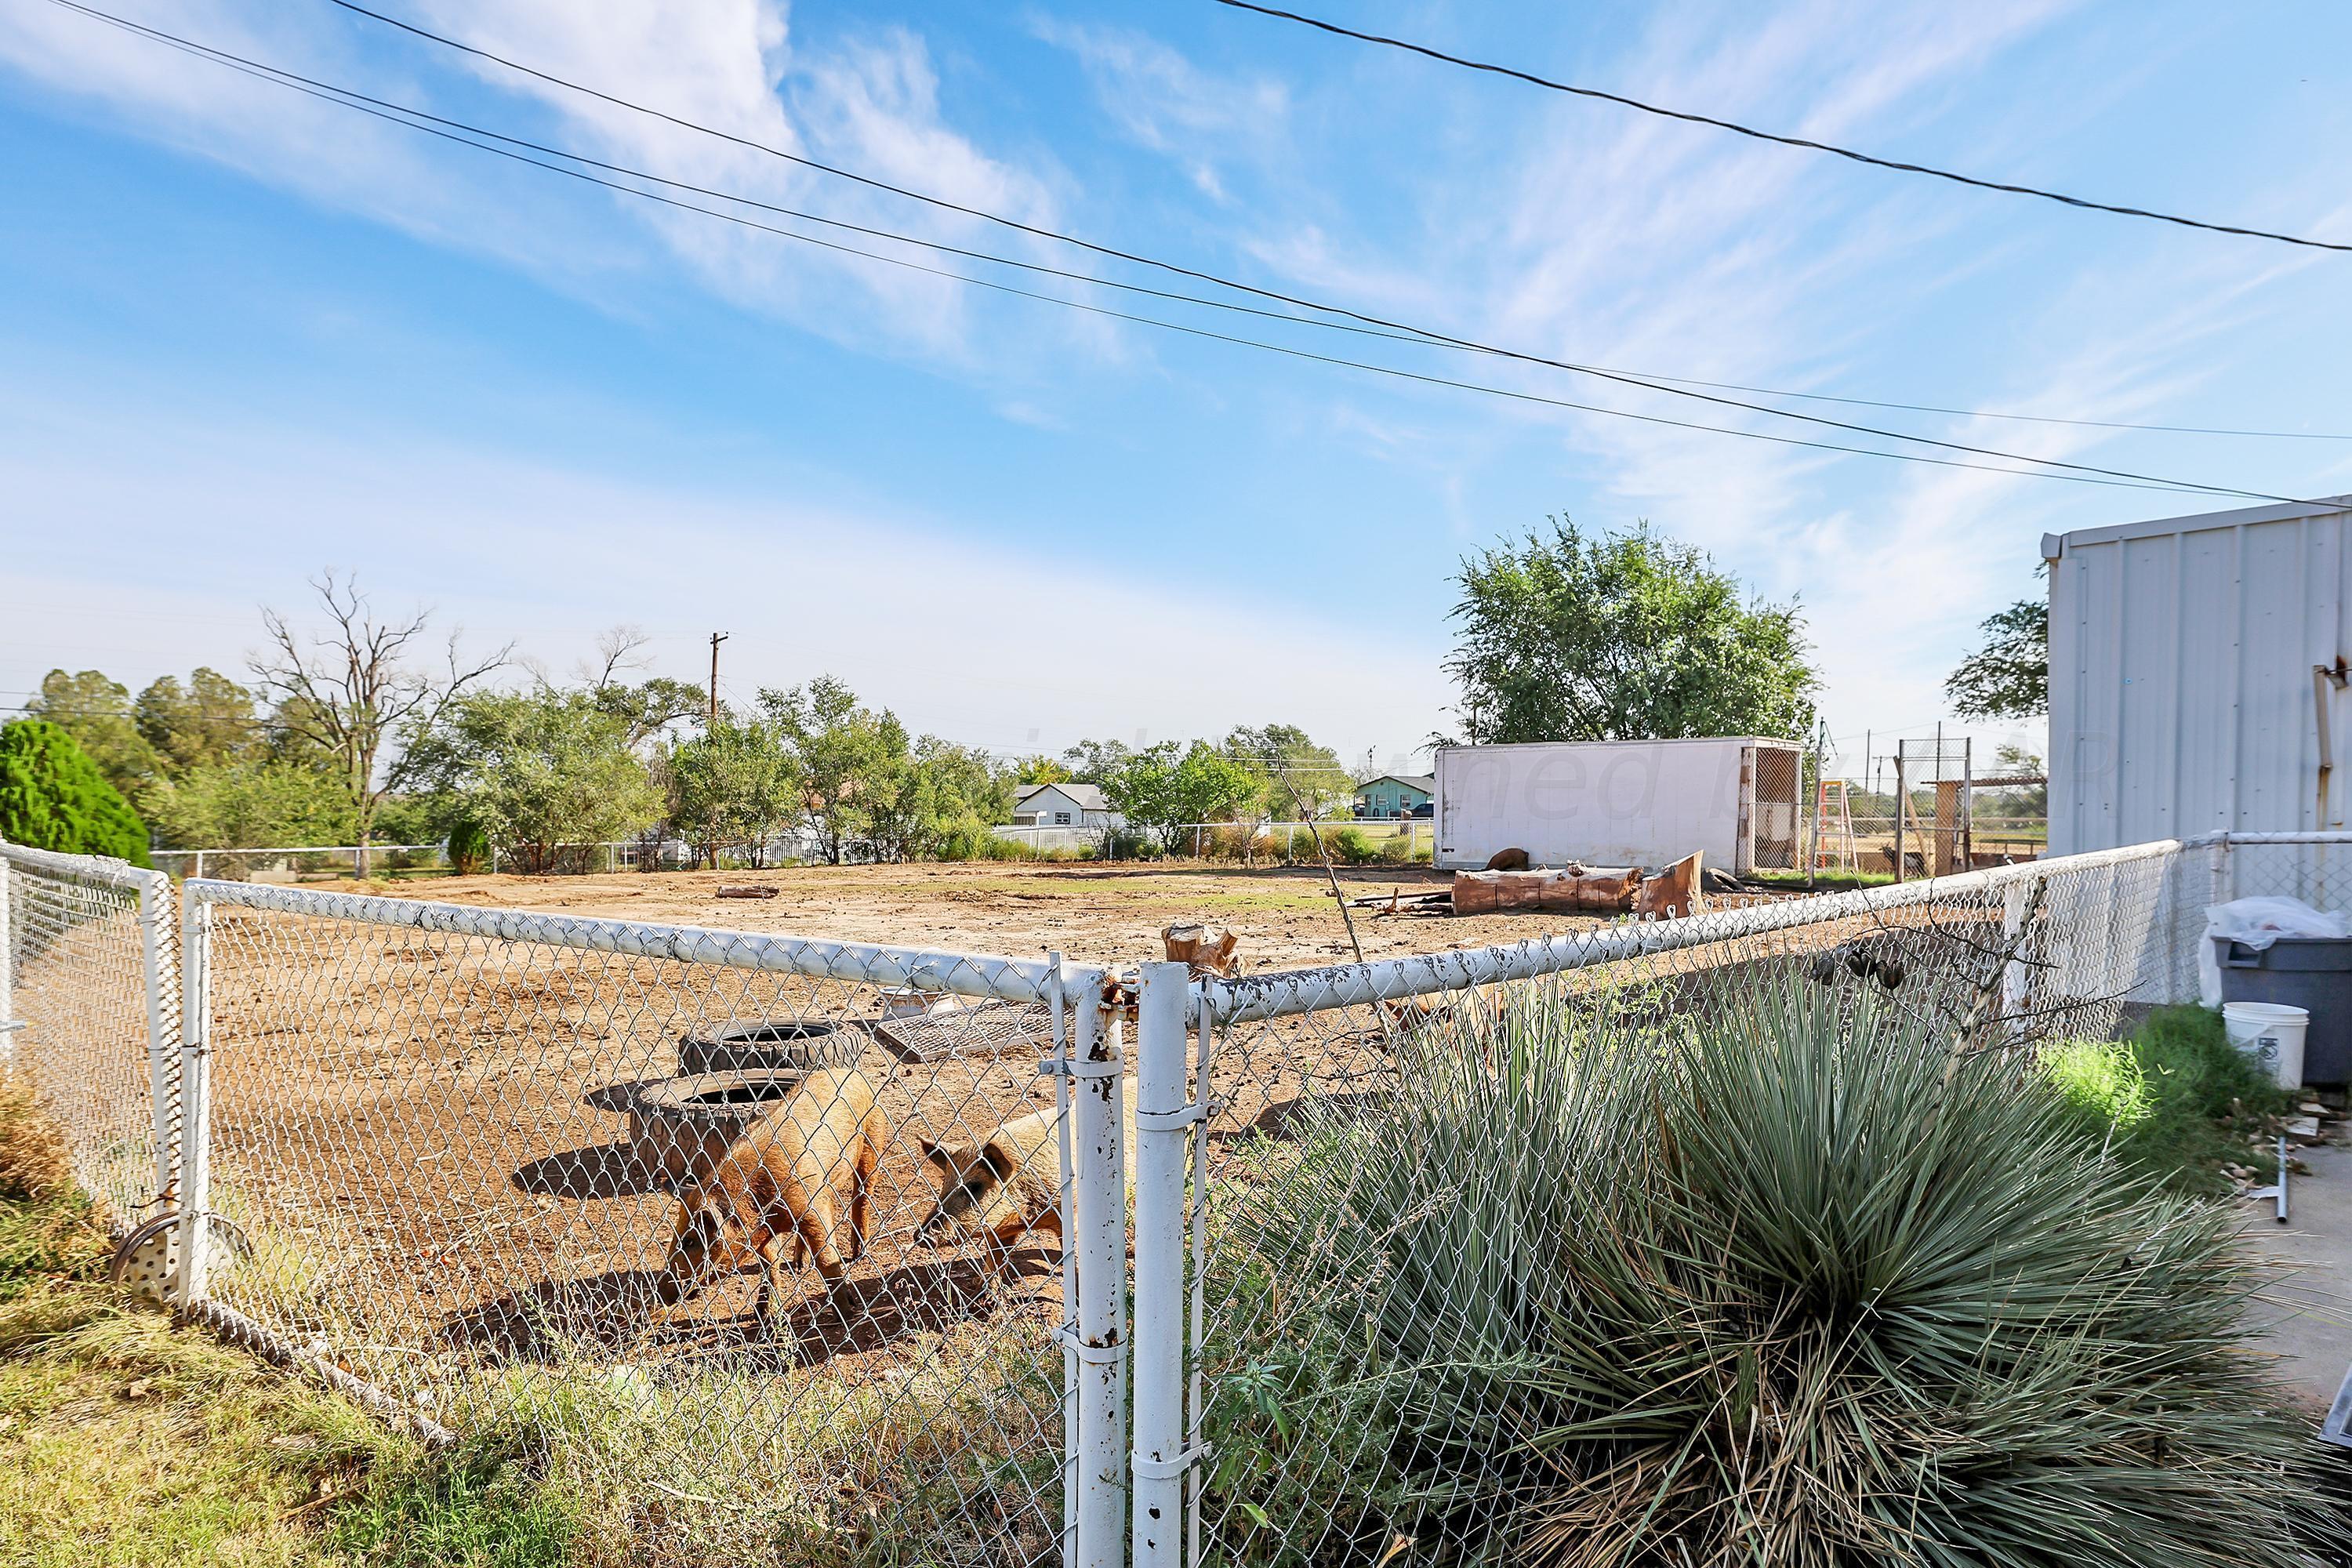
[
  {"x1": 42, "y1": 0, "x2": 2345, "y2": 506},
  {"x1": 1209, "y1": 0, "x2": 2352, "y2": 255},
  {"x1": 288, "y1": 0, "x2": 2350, "y2": 500}
]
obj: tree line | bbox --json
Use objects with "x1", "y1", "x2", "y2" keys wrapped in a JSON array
[
  {"x1": 2, "y1": 575, "x2": 1367, "y2": 872},
  {"x1": 5, "y1": 521, "x2": 1953, "y2": 871}
]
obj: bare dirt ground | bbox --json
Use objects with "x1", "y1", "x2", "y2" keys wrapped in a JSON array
[{"x1": 299, "y1": 860, "x2": 1617, "y2": 971}]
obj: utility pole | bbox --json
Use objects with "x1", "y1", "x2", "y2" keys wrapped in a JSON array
[
  {"x1": 703, "y1": 633, "x2": 731, "y2": 872},
  {"x1": 707, "y1": 632, "x2": 730, "y2": 731}
]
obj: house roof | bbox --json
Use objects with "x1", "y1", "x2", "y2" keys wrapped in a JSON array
[
  {"x1": 1015, "y1": 781, "x2": 1110, "y2": 811},
  {"x1": 1359, "y1": 774, "x2": 1436, "y2": 794}
]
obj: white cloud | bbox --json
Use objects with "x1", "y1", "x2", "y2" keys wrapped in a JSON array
[
  {"x1": 1028, "y1": 16, "x2": 1287, "y2": 202},
  {"x1": 0, "y1": 0, "x2": 1083, "y2": 369},
  {"x1": 0, "y1": 396, "x2": 1453, "y2": 762}
]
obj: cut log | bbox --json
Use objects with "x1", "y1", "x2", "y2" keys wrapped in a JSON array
[
  {"x1": 1450, "y1": 867, "x2": 1642, "y2": 915},
  {"x1": 1635, "y1": 851, "x2": 1705, "y2": 920},
  {"x1": 714, "y1": 885, "x2": 779, "y2": 899},
  {"x1": 1163, "y1": 922, "x2": 1241, "y2": 977},
  {"x1": 1483, "y1": 847, "x2": 1532, "y2": 871}
]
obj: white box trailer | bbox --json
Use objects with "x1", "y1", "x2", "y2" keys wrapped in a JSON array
[
  {"x1": 2047, "y1": 494, "x2": 2352, "y2": 855},
  {"x1": 1433, "y1": 738, "x2": 1804, "y2": 875}
]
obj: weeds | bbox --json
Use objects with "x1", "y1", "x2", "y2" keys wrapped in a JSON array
[{"x1": 2044, "y1": 1005, "x2": 2295, "y2": 1193}]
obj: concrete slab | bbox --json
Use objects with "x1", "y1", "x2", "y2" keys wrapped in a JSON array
[{"x1": 2241, "y1": 1138, "x2": 2352, "y2": 1410}]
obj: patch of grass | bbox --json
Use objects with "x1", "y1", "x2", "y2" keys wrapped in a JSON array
[
  {"x1": 326, "y1": 1443, "x2": 579, "y2": 1568},
  {"x1": 0, "y1": 1076, "x2": 583, "y2": 1567},
  {"x1": 2045, "y1": 1005, "x2": 2296, "y2": 1194},
  {"x1": 1746, "y1": 866, "x2": 1896, "y2": 891}
]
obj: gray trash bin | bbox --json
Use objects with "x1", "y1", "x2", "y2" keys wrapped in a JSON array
[{"x1": 2214, "y1": 935, "x2": 2352, "y2": 1085}]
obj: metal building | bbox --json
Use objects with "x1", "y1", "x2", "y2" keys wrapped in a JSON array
[
  {"x1": 2048, "y1": 494, "x2": 2352, "y2": 855},
  {"x1": 1432, "y1": 737, "x2": 1804, "y2": 874}
]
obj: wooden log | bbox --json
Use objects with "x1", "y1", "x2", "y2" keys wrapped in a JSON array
[
  {"x1": 1452, "y1": 867, "x2": 1642, "y2": 914},
  {"x1": 1635, "y1": 851, "x2": 1705, "y2": 920},
  {"x1": 1163, "y1": 922, "x2": 1241, "y2": 976},
  {"x1": 714, "y1": 885, "x2": 779, "y2": 899}
]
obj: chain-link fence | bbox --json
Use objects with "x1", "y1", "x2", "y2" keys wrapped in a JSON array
[
  {"x1": 0, "y1": 843, "x2": 177, "y2": 1230},
  {"x1": 1132, "y1": 838, "x2": 2201, "y2": 1567},
  {"x1": 169, "y1": 877, "x2": 1141, "y2": 1564},
  {"x1": 3, "y1": 833, "x2": 2343, "y2": 1566}
]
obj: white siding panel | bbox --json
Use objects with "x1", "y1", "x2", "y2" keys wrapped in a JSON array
[{"x1": 2049, "y1": 496, "x2": 2352, "y2": 854}]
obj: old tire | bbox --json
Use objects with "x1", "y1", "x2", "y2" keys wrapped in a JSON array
[{"x1": 677, "y1": 1018, "x2": 866, "y2": 1077}]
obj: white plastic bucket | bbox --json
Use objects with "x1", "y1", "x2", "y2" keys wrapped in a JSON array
[{"x1": 2223, "y1": 1000, "x2": 2309, "y2": 1089}]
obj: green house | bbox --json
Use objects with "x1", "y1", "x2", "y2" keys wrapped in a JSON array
[{"x1": 1356, "y1": 774, "x2": 1434, "y2": 818}]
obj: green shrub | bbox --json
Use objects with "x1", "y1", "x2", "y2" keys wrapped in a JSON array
[
  {"x1": 1325, "y1": 826, "x2": 1377, "y2": 865},
  {"x1": 2043, "y1": 1005, "x2": 2295, "y2": 1193},
  {"x1": 1206, "y1": 981, "x2": 2347, "y2": 1566},
  {"x1": 446, "y1": 819, "x2": 491, "y2": 876},
  {"x1": 0, "y1": 720, "x2": 150, "y2": 865},
  {"x1": 2041, "y1": 1036, "x2": 2155, "y2": 1133}
]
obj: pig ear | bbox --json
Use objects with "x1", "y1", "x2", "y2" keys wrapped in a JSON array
[
  {"x1": 919, "y1": 1140, "x2": 949, "y2": 1169},
  {"x1": 980, "y1": 1140, "x2": 1021, "y2": 1182}
]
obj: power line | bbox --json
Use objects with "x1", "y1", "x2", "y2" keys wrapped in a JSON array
[
  {"x1": 285, "y1": 5, "x2": 2350, "y2": 498},
  {"x1": 38, "y1": 9, "x2": 2255, "y2": 500},
  {"x1": 1208, "y1": 0, "x2": 2352, "y2": 255},
  {"x1": 201, "y1": 11, "x2": 2350, "y2": 443},
  {"x1": 1613, "y1": 374, "x2": 2352, "y2": 443},
  {"x1": 62, "y1": 4, "x2": 2339, "y2": 507}
]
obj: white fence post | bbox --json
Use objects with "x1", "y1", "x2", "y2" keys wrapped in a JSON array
[
  {"x1": 0, "y1": 858, "x2": 14, "y2": 1068},
  {"x1": 2208, "y1": 837, "x2": 2233, "y2": 907},
  {"x1": 1132, "y1": 961, "x2": 1196, "y2": 1568},
  {"x1": 137, "y1": 874, "x2": 177, "y2": 1207},
  {"x1": 174, "y1": 895, "x2": 214, "y2": 1305},
  {"x1": 1068, "y1": 973, "x2": 1130, "y2": 1568},
  {"x1": 2000, "y1": 881, "x2": 2030, "y2": 1042}
]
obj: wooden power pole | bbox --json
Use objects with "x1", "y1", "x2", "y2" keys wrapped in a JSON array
[{"x1": 707, "y1": 632, "x2": 730, "y2": 731}]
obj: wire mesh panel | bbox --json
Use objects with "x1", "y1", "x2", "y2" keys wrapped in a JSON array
[
  {"x1": 0, "y1": 844, "x2": 176, "y2": 1229},
  {"x1": 1749, "y1": 742, "x2": 1802, "y2": 870},
  {"x1": 183, "y1": 880, "x2": 1103, "y2": 1566},
  {"x1": 1167, "y1": 841, "x2": 2187, "y2": 1566}
]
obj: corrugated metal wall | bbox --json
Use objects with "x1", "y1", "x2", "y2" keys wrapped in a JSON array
[{"x1": 2049, "y1": 495, "x2": 2352, "y2": 855}]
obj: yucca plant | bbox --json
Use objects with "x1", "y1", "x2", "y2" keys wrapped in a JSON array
[{"x1": 1208, "y1": 978, "x2": 2349, "y2": 1567}]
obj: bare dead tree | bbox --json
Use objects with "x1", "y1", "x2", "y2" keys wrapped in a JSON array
[{"x1": 250, "y1": 572, "x2": 510, "y2": 876}]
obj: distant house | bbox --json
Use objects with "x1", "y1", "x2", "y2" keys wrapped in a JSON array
[
  {"x1": 1356, "y1": 774, "x2": 1435, "y2": 818},
  {"x1": 1009, "y1": 782, "x2": 1123, "y2": 831}
]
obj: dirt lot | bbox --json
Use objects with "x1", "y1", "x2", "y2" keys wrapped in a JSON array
[{"x1": 298, "y1": 860, "x2": 1616, "y2": 971}]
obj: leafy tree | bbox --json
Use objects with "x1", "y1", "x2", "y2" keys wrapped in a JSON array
[
  {"x1": 577, "y1": 626, "x2": 708, "y2": 745},
  {"x1": 250, "y1": 572, "x2": 508, "y2": 873},
  {"x1": 760, "y1": 677, "x2": 911, "y2": 865},
  {"x1": 884, "y1": 739, "x2": 1017, "y2": 861},
  {"x1": 1099, "y1": 741, "x2": 1260, "y2": 852},
  {"x1": 1444, "y1": 520, "x2": 1818, "y2": 744},
  {"x1": 144, "y1": 759, "x2": 356, "y2": 851},
  {"x1": 1059, "y1": 739, "x2": 1134, "y2": 785},
  {"x1": 134, "y1": 669, "x2": 260, "y2": 778},
  {"x1": 1014, "y1": 754, "x2": 1074, "y2": 786},
  {"x1": 404, "y1": 690, "x2": 659, "y2": 874},
  {"x1": 29, "y1": 670, "x2": 159, "y2": 800},
  {"x1": 1225, "y1": 724, "x2": 1352, "y2": 820},
  {"x1": 670, "y1": 718, "x2": 801, "y2": 867},
  {"x1": 0, "y1": 720, "x2": 150, "y2": 864},
  {"x1": 1947, "y1": 599, "x2": 2048, "y2": 721}
]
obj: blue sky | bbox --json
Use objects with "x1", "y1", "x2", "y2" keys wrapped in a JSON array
[{"x1": 4, "y1": 0, "x2": 2350, "y2": 781}]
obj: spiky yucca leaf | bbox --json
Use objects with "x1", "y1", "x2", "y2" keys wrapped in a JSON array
[{"x1": 1215, "y1": 980, "x2": 2347, "y2": 1567}]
